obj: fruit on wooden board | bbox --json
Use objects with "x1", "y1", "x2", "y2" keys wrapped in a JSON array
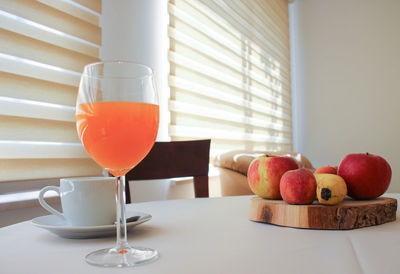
[
  {"x1": 338, "y1": 153, "x2": 391, "y2": 200},
  {"x1": 315, "y1": 173, "x2": 347, "y2": 205},
  {"x1": 280, "y1": 168, "x2": 317, "y2": 205},
  {"x1": 314, "y1": 166, "x2": 338, "y2": 175},
  {"x1": 247, "y1": 155, "x2": 299, "y2": 199}
]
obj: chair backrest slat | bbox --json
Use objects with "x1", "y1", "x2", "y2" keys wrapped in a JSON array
[{"x1": 125, "y1": 139, "x2": 211, "y2": 203}]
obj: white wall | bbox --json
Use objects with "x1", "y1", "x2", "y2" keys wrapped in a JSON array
[{"x1": 290, "y1": 0, "x2": 400, "y2": 192}]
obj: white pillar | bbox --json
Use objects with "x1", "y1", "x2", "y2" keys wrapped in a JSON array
[{"x1": 100, "y1": 0, "x2": 170, "y2": 141}]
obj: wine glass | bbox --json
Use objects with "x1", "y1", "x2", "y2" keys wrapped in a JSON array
[{"x1": 75, "y1": 61, "x2": 159, "y2": 267}]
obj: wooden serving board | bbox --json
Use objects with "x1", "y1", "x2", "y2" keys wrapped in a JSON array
[{"x1": 249, "y1": 196, "x2": 397, "y2": 230}]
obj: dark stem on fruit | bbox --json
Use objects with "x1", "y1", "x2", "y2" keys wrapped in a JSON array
[{"x1": 321, "y1": 188, "x2": 332, "y2": 201}]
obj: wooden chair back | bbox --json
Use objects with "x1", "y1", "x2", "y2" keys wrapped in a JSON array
[{"x1": 124, "y1": 139, "x2": 211, "y2": 203}]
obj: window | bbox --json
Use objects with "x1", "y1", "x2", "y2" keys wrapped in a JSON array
[
  {"x1": 0, "y1": 0, "x2": 103, "y2": 183},
  {"x1": 168, "y1": 0, "x2": 292, "y2": 156}
]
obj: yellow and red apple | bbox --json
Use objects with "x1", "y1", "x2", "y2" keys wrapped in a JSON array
[
  {"x1": 280, "y1": 168, "x2": 317, "y2": 205},
  {"x1": 247, "y1": 155, "x2": 299, "y2": 199},
  {"x1": 314, "y1": 166, "x2": 338, "y2": 175}
]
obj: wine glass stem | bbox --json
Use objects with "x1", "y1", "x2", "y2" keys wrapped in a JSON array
[{"x1": 116, "y1": 175, "x2": 129, "y2": 251}]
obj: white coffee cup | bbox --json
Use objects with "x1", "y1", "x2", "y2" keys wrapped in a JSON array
[{"x1": 38, "y1": 177, "x2": 117, "y2": 226}]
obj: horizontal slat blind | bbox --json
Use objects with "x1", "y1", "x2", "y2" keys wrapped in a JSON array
[
  {"x1": 0, "y1": 0, "x2": 103, "y2": 182},
  {"x1": 168, "y1": 0, "x2": 292, "y2": 156}
]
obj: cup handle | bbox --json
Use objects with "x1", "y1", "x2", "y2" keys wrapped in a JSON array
[{"x1": 38, "y1": 186, "x2": 64, "y2": 219}]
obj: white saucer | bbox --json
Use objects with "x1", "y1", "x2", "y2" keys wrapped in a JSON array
[{"x1": 31, "y1": 211, "x2": 151, "y2": 239}]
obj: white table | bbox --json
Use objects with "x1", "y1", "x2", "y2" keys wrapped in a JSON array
[{"x1": 1, "y1": 194, "x2": 400, "y2": 274}]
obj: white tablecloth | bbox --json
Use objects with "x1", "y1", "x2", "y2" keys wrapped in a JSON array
[{"x1": 1, "y1": 194, "x2": 400, "y2": 274}]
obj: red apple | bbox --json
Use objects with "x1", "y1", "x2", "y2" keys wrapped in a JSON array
[
  {"x1": 247, "y1": 155, "x2": 299, "y2": 199},
  {"x1": 337, "y1": 153, "x2": 391, "y2": 199},
  {"x1": 314, "y1": 166, "x2": 338, "y2": 175},
  {"x1": 280, "y1": 168, "x2": 317, "y2": 205}
]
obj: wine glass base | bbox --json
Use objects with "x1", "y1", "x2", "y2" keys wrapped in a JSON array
[{"x1": 85, "y1": 246, "x2": 158, "y2": 267}]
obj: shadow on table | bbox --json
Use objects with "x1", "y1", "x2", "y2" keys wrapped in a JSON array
[
  {"x1": 127, "y1": 224, "x2": 163, "y2": 240},
  {"x1": 34, "y1": 224, "x2": 164, "y2": 245}
]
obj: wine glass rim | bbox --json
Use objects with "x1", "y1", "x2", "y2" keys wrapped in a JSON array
[{"x1": 82, "y1": 60, "x2": 154, "y2": 79}]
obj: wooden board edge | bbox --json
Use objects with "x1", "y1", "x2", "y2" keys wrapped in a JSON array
[{"x1": 249, "y1": 196, "x2": 398, "y2": 230}]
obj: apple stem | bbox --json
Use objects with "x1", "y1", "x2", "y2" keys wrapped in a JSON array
[{"x1": 366, "y1": 152, "x2": 369, "y2": 155}]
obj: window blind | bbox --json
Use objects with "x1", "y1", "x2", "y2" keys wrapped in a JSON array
[
  {"x1": 168, "y1": 0, "x2": 292, "y2": 156},
  {"x1": 0, "y1": 0, "x2": 103, "y2": 182}
]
